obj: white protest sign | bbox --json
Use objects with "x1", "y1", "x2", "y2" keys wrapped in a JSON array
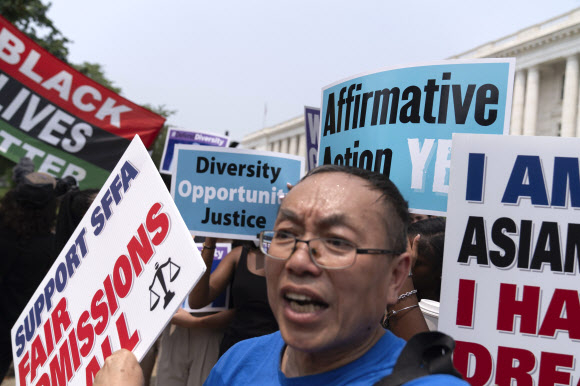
[
  {"x1": 11, "y1": 136, "x2": 206, "y2": 386},
  {"x1": 439, "y1": 134, "x2": 580, "y2": 386}
]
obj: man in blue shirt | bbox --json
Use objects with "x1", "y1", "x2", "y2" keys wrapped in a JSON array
[
  {"x1": 95, "y1": 165, "x2": 467, "y2": 385},
  {"x1": 204, "y1": 165, "x2": 467, "y2": 385}
]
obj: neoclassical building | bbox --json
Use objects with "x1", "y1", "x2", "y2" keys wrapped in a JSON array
[
  {"x1": 241, "y1": 7, "x2": 580, "y2": 154},
  {"x1": 241, "y1": 115, "x2": 307, "y2": 159},
  {"x1": 451, "y1": 7, "x2": 580, "y2": 137}
]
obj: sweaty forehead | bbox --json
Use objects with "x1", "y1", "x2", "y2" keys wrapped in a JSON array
[{"x1": 279, "y1": 172, "x2": 385, "y2": 225}]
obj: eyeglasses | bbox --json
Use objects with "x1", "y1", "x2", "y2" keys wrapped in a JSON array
[{"x1": 257, "y1": 230, "x2": 404, "y2": 270}]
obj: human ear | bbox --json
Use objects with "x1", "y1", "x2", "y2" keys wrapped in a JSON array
[{"x1": 385, "y1": 252, "x2": 411, "y2": 305}]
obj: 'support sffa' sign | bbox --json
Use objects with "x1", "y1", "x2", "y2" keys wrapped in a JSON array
[
  {"x1": 11, "y1": 136, "x2": 206, "y2": 386},
  {"x1": 439, "y1": 134, "x2": 580, "y2": 386},
  {"x1": 319, "y1": 60, "x2": 514, "y2": 215},
  {"x1": 0, "y1": 16, "x2": 165, "y2": 188}
]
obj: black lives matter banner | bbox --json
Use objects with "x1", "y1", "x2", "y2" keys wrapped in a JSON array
[{"x1": 0, "y1": 16, "x2": 165, "y2": 188}]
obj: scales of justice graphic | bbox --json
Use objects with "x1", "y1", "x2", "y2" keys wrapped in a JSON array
[{"x1": 149, "y1": 257, "x2": 181, "y2": 311}]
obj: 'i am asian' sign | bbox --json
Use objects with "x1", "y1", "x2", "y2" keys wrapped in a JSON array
[{"x1": 439, "y1": 134, "x2": 580, "y2": 386}]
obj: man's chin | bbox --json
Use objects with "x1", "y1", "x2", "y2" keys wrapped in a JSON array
[{"x1": 279, "y1": 323, "x2": 331, "y2": 353}]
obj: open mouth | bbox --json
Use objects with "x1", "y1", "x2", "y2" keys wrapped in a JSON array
[{"x1": 284, "y1": 292, "x2": 329, "y2": 313}]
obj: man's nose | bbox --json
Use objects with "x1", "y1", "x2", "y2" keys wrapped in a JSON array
[{"x1": 286, "y1": 239, "x2": 322, "y2": 276}]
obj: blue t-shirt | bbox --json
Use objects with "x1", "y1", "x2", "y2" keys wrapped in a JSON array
[{"x1": 204, "y1": 331, "x2": 468, "y2": 385}]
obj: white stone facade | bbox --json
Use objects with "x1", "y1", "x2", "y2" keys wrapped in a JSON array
[
  {"x1": 242, "y1": 7, "x2": 580, "y2": 153},
  {"x1": 451, "y1": 7, "x2": 580, "y2": 137},
  {"x1": 240, "y1": 115, "x2": 307, "y2": 159}
]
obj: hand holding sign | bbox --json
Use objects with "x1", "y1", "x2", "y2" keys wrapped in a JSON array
[{"x1": 93, "y1": 349, "x2": 143, "y2": 386}]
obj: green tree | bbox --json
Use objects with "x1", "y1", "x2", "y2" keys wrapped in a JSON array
[
  {"x1": 143, "y1": 104, "x2": 177, "y2": 168},
  {"x1": 0, "y1": 0, "x2": 69, "y2": 61},
  {"x1": 72, "y1": 62, "x2": 121, "y2": 94},
  {"x1": 1, "y1": 0, "x2": 122, "y2": 94},
  {"x1": 0, "y1": 0, "x2": 175, "y2": 189}
]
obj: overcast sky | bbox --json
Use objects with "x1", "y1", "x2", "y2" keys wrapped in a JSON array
[{"x1": 48, "y1": 0, "x2": 579, "y2": 142}]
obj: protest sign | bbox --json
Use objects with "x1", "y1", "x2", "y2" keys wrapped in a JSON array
[
  {"x1": 319, "y1": 59, "x2": 514, "y2": 215},
  {"x1": 438, "y1": 134, "x2": 580, "y2": 386},
  {"x1": 180, "y1": 243, "x2": 232, "y2": 312},
  {"x1": 11, "y1": 136, "x2": 205, "y2": 386},
  {"x1": 304, "y1": 106, "x2": 320, "y2": 171},
  {"x1": 160, "y1": 128, "x2": 229, "y2": 174},
  {"x1": 0, "y1": 16, "x2": 165, "y2": 189},
  {"x1": 172, "y1": 146, "x2": 303, "y2": 240}
]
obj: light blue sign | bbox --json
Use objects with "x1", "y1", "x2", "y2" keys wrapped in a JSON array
[
  {"x1": 172, "y1": 146, "x2": 304, "y2": 239},
  {"x1": 319, "y1": 60, "x2": 514, "y2": 215}
]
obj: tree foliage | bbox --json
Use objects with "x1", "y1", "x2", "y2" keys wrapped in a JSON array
[
  {"x1": 142, "y1": 104, "x2": 176, "y2": 167},
  {"x1": 72, "y1": 62, "x2": 122, "y2": 94},
  {"x1": 0, "y1": 0, "x2": 69, "y2": 62},
  {"x1": 0, "y1": 0, "x2": 175, "y2": 181}
]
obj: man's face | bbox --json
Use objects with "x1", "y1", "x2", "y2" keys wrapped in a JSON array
[{"x1": 266, "y1": 172, "x2": 408, "y2": 355}]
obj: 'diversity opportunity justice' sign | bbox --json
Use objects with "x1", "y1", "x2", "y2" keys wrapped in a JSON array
[
  {"x1": 172, "y1": 145, "x2": 304, "y2": 240},
  {"x1": 0, "y1": 16, "x2": 165, "y2": 188},
  {"x1": 11, "y1": 136, "x2": 205, "y2": 386},
  {"x1": 319, "y1": 59, "x2": 514, "y2": 215},
  {"x1": 439, "y1": 134, "x2": 580, "y2": 386}
]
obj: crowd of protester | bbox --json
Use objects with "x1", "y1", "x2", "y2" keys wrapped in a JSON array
[{"x1": 0, "y1": 159, "x2": 459, "y2": 386}]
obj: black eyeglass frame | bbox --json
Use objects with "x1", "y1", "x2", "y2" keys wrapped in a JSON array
[{"x1": 257, "y1": 230, "x2": 405, "y2": 270}]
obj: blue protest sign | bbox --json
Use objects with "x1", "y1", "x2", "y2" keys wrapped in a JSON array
[
  {"x1": 304, "y1": 106, "x2": 321, "y2": 171},
  {"x1": 319, "y1": 59, "x2": 514, "y2": 215},
  {"x1": 172, "y1": 146, "x2": 304, "y2": 239},
  {"x1": 160, "y1": 128, "x2": 229, "y2": 174}
]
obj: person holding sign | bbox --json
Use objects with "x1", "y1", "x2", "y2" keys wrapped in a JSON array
[{"x1": 188, "y1": 238, "x2": 278, "y2": 357}]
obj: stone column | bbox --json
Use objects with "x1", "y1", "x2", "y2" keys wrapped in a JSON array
[
  {"x1": 562, "y1": 56, "x2": 579, "y2": 137},
  {"x1": 282, "y1": 138, "x2": 290, "y2": 154},
  {"x1": 510, "y1": 70, "x2": 526, "y2": 135},
  {"x1": 273, "y1": 140, "x2": 281, "y2": 152},
  {"x1": 289, "y1": 135, "x2": 299, "y2": 155},
  {"x1": 523, "y1": 67, "x2": 540, "y2": 136},
  {"x1": 298, "y1": 133, "x2": 307, "y2": 159}
]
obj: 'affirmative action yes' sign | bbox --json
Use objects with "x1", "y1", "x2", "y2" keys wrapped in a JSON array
[
  {"x1": 172, "y1": 146, "x2": 303, "y2": 240},
  {"x1": 11, "y1": 136, "x2": 205, "y2": 386},
  {"x1": 439, "y1": 134, "x2": 580, "y2": 386},
  {"x1": 319, "y1": 60, "x2": 514, "y2": 215}
]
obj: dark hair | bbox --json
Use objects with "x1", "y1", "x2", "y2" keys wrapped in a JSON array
[
  {"x1": 232, "y1": 239, "x2": 258, "y2": 251},
  {"x1": 300, "y1": 165, "x2": 410, "y2": 253},
  {"x1": 0, "y1": 188, "x2": 57, "y2": 238},
  {"x1": 53, "y1": 188, "x2": 99, "y2": 257},
  {"x1": 409, "y1": 218, "x2": 446, "y2": 301},
  {"x1": 408, "y1": 217, "x2": 446, "y2": 240}
]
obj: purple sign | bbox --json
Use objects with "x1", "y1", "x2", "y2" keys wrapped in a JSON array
[
  {"x1": 181, "y1": 243, "x2": 232, "y2": 312},
  {"x1": 160, "y1": 129, "x2": 229, "y2": 174},
  {"x1": 304, "y1": 107, "x2": 321, "y2": 171}
]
